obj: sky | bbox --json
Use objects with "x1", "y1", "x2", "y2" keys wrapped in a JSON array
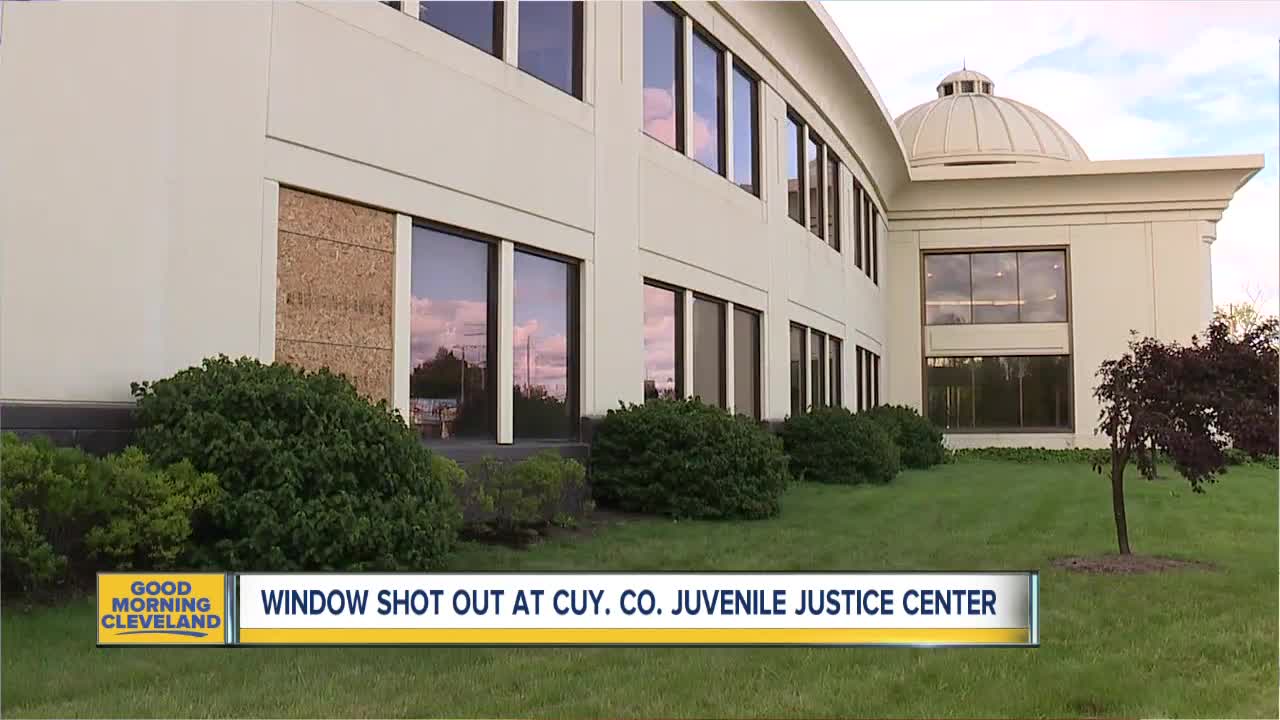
[{"x1": 824, "y1": 0, "x2": 1280, "y2": 314}]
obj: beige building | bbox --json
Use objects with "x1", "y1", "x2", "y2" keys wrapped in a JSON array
[{"x1": 0, "y1": 1, "x2": 1262, "y2": 454}]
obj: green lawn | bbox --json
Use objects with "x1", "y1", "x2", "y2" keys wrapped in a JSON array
[{"x1": 4, "y1": 460, "x2": 1277, "y2": 718}]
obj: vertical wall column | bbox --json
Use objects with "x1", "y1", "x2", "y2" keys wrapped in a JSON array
[
  {"x1": 502, "y1": 0, "x2": 519, "y2": 68},
  {"x1": 497, "y1": 240, "x2": 515, "y2": 444},
  {"x1": 392, "y1": 213, "x2": 412, "y2": 421},
  {"x1": 724, "y1": 300, "x2": 736, "y2": 414},
  {"x1": 258, "y1": 180, "x2": 280, "y2": 361},
  {"x1": 682, "y1": 290, "x2": 695, "y2": 398}
]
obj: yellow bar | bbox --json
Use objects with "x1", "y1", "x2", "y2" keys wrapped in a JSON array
[{"x1": 239, "y1": 627, "x2": 1029, "y2": 645}]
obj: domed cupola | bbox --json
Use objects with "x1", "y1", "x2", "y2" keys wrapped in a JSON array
[{"x1": 895, "y1": 69, "x2": 1088, "y2": 167}]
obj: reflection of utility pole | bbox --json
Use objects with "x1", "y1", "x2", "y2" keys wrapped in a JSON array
[
  {"x1": 454, "y1": 322, "x2": 486, "y2": 405},
  {"x1": 525, "y1": 335, "x2": 531, "y2": 391}
]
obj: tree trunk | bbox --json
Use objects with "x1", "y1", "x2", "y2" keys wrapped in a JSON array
[{"x1": 1111, "y1": 441, "x2": 1131, "y2": 555}]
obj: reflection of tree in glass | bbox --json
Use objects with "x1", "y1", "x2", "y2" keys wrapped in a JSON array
[
  {"x1": 410, "y1": 347, "x2": 490, "y2": 438},
  {"x1": 513, "y1": 384, "x2": 569, "y2": 438}
]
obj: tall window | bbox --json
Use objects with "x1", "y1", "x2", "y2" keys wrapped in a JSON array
[
  {"x1": 789, "y1": 324, "x2": 807, "y2": 416},
  {"x1": 642, "y1": 2, "x2": 684, "y2": 151},
  {"x1": 925, "y1": 250, "x2": 1068, "y2": 325},
  {"x1": 807, "y1": 132, "x2": 824, "y2": 239},
  {"x1": 733, "y1": 306, "x2": 761, "y2": 419},
  {"x1": 690, "y1": 29, "x2": 725, "y2": 175},
  {"x1": 692, "y1": 295, "x2": 726, "y2": 407},
  {"x1": 810, "y1": 330, "x2": 826, "y2": 407},
  {"x1": 826, "y1": 155, "x2": 840, "y2": 250},
  {"x1": 855, "y1": 346, "x2": 880, "y2": 412},
  {"x1": 829, "y1": 337, "x2": 842, "y2": 407},
  {"x1": 852, "y1": 179, "x2": 863, "y2": 269},
  {"x1": 419, "y1": 2, "x2": 503, "y2": 57},
  {"x1": 409, "y1": 226, "x2": 495, "y2": 441},
  {"x1": 513, "y1": 250, "x2": 578, "y2": 439},
  {"x1": 518, "y1": 0, "x2": 583, "y2": 98},
  {"x1": 870, "y1": 207, "x2": 879, "y2": 284},
  {"x1": 786, "y1": 111, "x2": 804, "y2": 225},
  {"x1": 643, "y1": 283, "x2": 682, "y2": 401},
  {"x1": 731, "y1": 63, "x2": 759, "y2": 195},
  {"x1": 926, "y1": 356, "x2": 1071, "y2": 430}
]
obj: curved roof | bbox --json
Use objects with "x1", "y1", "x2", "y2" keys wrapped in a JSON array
[{"x1": 895, "y1": 70, "x2": 1088, "y2": 168}]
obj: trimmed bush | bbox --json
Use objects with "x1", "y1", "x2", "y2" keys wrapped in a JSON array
[
  {"x1": 590, "y1": 398, "x2": 788, "y2": 520},
  {"x1": 1, "y1": 433, "x2": 219, "y2": 597},
  {"x1": 948, "y1": 447, "x2": 1111, "y2": 465},
  {"x1": 459, "y1": 452, "x2": 592, "y2": 540},
  {"x1": 781, "y1": 406, "x2": 899, "y2": 484},
  {"x1": 863, "y1": 404, "x2": 945, "y2": 469},
  {"x1": 130, "y1": 355, "x2": 461, "y2": 571}
]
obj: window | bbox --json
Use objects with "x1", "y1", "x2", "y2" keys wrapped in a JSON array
[
  {"x1": 731, "y1": 62, "x2": 759, "y2": 195},
  {"x1": 810, "y1": 329, "x2": 826, "y2": 407},
  {"x1": 829, "y1": 337, "x2": 843, "y2": 407},
  {"x1": 826, "y1": 155, "x2": 840, "y2": 250},
  {"x1": 1018, "y1": 250, "x2": 1068, "y2": 322},
  {"x1": 855, "y1": 346, "x2": 880, "y2": 411},
  {"x1": 643, "y1": 283, "x2": 683, "y2": 401},
  {"x1": 409, "y1": 226, "x2": 496, "y2": 441},
  {"x1": 733, "y1": 306, "x2": 761, "y2": 419},
  {"x1": 786, "y1": 111, "x2": 804, "y2": 224},
  {"x1": 852, "y1": 179, "x2": 863, "y2": 269},
  {"x1": 789, "y1": 324, "x2": 807, "y2": 416},
  {"x1": 873, "y1": 353, "x2": 880, "y2": 406},
  {"x1": 642, "y1": 2, "x2": 683, "y2": 151},
  {"x1": 869, "y1": 206, "x2": 879, "y2": 283},
  {"x1": 926, "y1": 356, "x2": 1071, "y2": 430},
  {"x1": 855, "y1": 346, "x2": 864, "y2": 411},
  {"x1": 692, "y1": 295, "x2": 726, "y2": 408},
  {"x1": 807, "y1": 132, "x2": 824, "y2": 239},
  {"x1": 419, "y1": 1, "x2": 503, "y2": 57},
  {"x1": 943, "y1": 84, "x2": 955, "y2": 96},
  {"x1": 961, "y1": 80, "x2": 975, "y2": 93},
  {"x1": 382, "y1": 1, "x2": 403, "y2": 10},
  {"x1": 513, "y1": 250, "x2": 578, "y2": 439},
  {"x1": 690, "y1": 29, "x2": 725, "y2": 175},
  {"x1": 518, "y1": 0, "x2": 583, "y2": 98},
  {"x1": 924, "y1": 250, "x2": 1068, "y2": 325},
  {"x1": 982, "y1": 82, "x2": 992, "y2": 94}
]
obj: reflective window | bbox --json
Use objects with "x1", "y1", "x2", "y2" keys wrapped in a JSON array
[
  {"x1": 731, "y1": 63, "x2": 759, "y2": 195},
  {"x1": 790, "y1": 324, "x2": 807, "y2": 416},
  {"x1": 690, "y1": 30, "x2": 724, "y2": 175},
  {"x1": 829, "y1": 337, "x2": 842, "y2": 407},
  {"x1": 419, "y1": 1, "x2": 503, "y2": 56},
  {"x1": 513, "y1": 251, "x2": 577, "y2": 439},
  {"x1": 733, "y1": 306, "x2": 761, "y2": 419},
  {"x1": 1019, "y1": 250, "x2": 1068, "y2": 322},
  {"x1": 826, "y1": 155, "x2": 840, "y2": 250},
  {"x1": 409, "y1": 226, "x2": 494, "y2": 440},
  {"x1": 518, "y1": 0, "x2": 582, "y2": 98},
  {"x1": 926, "y1": 356, "x2": 1071, "y2": 430},
  {"x1": 807, "y1": 133, "x2": 824, "y2": 238},
  {"x1": 924, "y1": 254, "x2": 972, "y2": 325},
  {"x1": 642, "y1": 2, "x2": 683, "y2": 151},
  {"x1": 971, "y1": 252, "x2": 1018, "y2": 323},
  {"x1": 692, "y1": 296, "x2": 725, "y2": 407},
  {"x1": 852, "y1": 181, "x2": 863, "y2": 269},
  {"x1": 786, "y1": 112, "x2": 803, "y2": 224},
  {"x1": 643, "y1": 283, "x2": 682, "y2": 401},
  {"x1": 382, "y1": 1, "x2": 403, "y2": 10},
  {"x1": 810, "y1": 330, "x2": 826, "y2": 407}
]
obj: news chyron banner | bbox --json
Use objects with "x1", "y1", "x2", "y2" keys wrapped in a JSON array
[{"x1": 98, "y1": 572, "x2": 1038, "y2": 647}]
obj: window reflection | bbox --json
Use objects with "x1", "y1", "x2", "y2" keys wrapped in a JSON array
[
  {"x1": 1019, "y1": 250, "x2": 1068, "y2": 322},
  {"x1": 513, "y1": 251, "x2": 577, "y2": 439},
  {"x1": 807, "y1": 133, "x2": 824, "y2": 238},
  {"x1": 809, "y1": 330, "x2": 826, "y2": 408},
  {"x1": 790, "y1": 324, "x2": 806, "y2": 415},
  {"x1": 518, "y1": 0, "x2": 582, "y2": 98},
  {"x1": 410, "y1": 226, "x2": 493, "y2": 440},
  {"x1": 642, "y1": 2, "x2": 683, "y2": 151},
  {"x1": 786, "y1": 113, "x2": 803, "y2": 224},
  {"x1": 826, "y1": 156, "x2": 840, "y2": 250},
  {"x1": 971, "y1": 252, "x2": 1018, "y2": 323},
  {"x1": 643, "y1": 283, "x2": 681, "y2": 401},
  {"x1": 731, "y1": 63, "x2": 758, "y2": 195},
  {"x1": 829, "y1": 337, "x2": 842, "y2": 407},
  {"x1": 733, "y1": 307, "x2": 760, "y2": 419},
  {"x1": 419, "y1": 1, "x2": 502, "y2": 56},
  {"x1": 926, "y1": 356, "x2": 1071, "y2": 430},
  {"x1": 692, "y1": 296, "x2": 725, "y2": 408},
  {"x1": 924, "y1": 254, "x2": 972, "y2": 325},
  {"x1": 852, "y1": 181, "x2": 863, "y2": 269},
  {"x1": 690, "y1": 30, "x2": 723, "y2": 174}
]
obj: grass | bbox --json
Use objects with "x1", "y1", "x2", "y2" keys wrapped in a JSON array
[{"x1": 3, "y1": 460, "x2": 1277, "y2": 718}]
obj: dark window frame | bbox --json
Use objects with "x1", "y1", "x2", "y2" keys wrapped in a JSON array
[
  {"x1": 827, "y1": 153, "x2": 841, "y2": 252},
  {"x1": 418, "y1": 1, "x2": 505, "y2": 58},
  {"x1": 786, "y1": 108, "x2": 806, "y2": 226},
  {"x1": 852, "y1": 179, "x2": 863, "y2": 270},
  {"x1": 642, "y1": 1, "x2": 686, "y2": 153},
  {"x1": 870, "y1": 205, "x2": 879, "y2": 285},
  {"x1": 809, "y1": 328, "x2": 827, "y2": 408},
  {"x1": 923, "y1": 248, "x2": 1070, "y2": 326},
  {"x1": 807, "y1": 130, "x2": 825, "y2": 241},
  {"x1": 511, "y1": 244, "x2": 582, "y2": 440},
  {"x1": 829, "y1": 336, "x2": 843, "y2": 408},
  {"x1": 733, "y1": 304, "x2": 763, "y2": 419},
  {"x1": 731, "y1": 60, "x2": 761, "y2": 197},
  {"x1": 689, "y1": 25, "x2": 727, "y2": 177},
  {"x1": 691, "y1": 292, "x2": 728, "y2": 408},
  {"x1": 516, "y1": 0, "x2": 585, "y2": 99},
  {"x1": 855, "y1": 346, "x2": 864, "y2": 411},
  {"x1": 789, "y1": 322, "x2": 808, "y2": 416},
  {"x1": 642, "y1": 278, "x2": 686, "y2": 400}
]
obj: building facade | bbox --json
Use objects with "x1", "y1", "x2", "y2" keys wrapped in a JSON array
[{"x1": 0, "y1": 1, "x2": 1262, "y2": 453}]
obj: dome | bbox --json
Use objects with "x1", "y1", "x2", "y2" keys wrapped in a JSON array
[{"x1": 895, "y1": 69, "x2": 1088, "y2": 168}]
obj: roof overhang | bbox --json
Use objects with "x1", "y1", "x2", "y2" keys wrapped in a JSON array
[{"x1": 889, "y1": 154, "x2": 1265, "y2": 222}]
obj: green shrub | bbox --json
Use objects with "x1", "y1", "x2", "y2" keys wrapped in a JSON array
[
  {"x1": 460, "y1": 452, "x2": 592, "y2": 539},
  {"x1": 863, "y1": 405, "x2": 945, "y2": 469},
  {"x1": 0, "y1": 433, "x2": 219, "y2": 597},
  {"x1": 781, "y1": 406, "x2": 899, "y2": 484},
  {"x1": 948, "y1": 447, "x2": 1110, "y2": 465},
  {"x1": 590, "y1": 398, "x2": 788, "y2": 520},
  {"x1": 130, "y1": 355, "x2": 461, "y2": 571}
]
